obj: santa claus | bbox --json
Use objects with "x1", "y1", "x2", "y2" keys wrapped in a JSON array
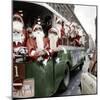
[
  {"x1": 55, "y1": 17, "x2": 64, "y2": 38},
  {"x1": 55, "y1": 17, "x2": 65, "y2": 45},
  {"x1": 62, "y1": 21, "x2": 71, "y2": 45},
  {"x1": 13, "y1": 14, "x2": 27, "y2": 56},
  {"x1": 70, "y1": 24, "x2": 76, "y2": 38},
  {"x1": 13, "y1": 14, "x2": 27, "y2": 93},
  {"x1": 26, "y1": 24, "x2": 50, "y2": 65},
  {"x1": 78, "y1": 30, "x2": 86, "y2": 47},
  {"x1": 64, "y1": 21, "x2": 71, "y2": 37},
  {"x1": 69, "y1": 22, "x2": 81, "y2": 46},
  {"x1": 48, "y1": 27, "x2": 59, "y2": 50}
]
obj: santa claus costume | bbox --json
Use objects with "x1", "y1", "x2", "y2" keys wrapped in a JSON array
[
  {"x1": 55, "y1": 17, "x2": 65, "y2": 45},
  {"x1": 48, "y1": 27, "x2": 59, "y2": 50},
  {"x1": 13, "y1": 14, "x2": 27, "y2": 56},
  {"x1": 13, "y1": 14, "x2": 27, "y2": 95},
  {"x1": 69, "y1": 23, "x2": 81, "y2": 46},
  {"x1": 26, "y1": 24, "x2": 50, "y2": 66},
  {"x1": 62, "y1": 21, "x2": 71, "y2": 45}
]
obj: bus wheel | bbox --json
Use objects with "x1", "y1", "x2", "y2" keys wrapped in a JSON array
[
  {"x1": 59, "y1": 66, "x2": 70, "y2": 91},
  {"x1": 64, "y1": 66, "x2": 70, "y2": 87}
]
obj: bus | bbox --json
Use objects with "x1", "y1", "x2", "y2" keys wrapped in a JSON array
[{"x1": 13, "y1": 0, "x2": 88, "y2": 98}]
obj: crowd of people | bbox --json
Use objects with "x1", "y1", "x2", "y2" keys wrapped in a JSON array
[{"x1": 13, "y1": 13, "x2": 86, "y2": 65}]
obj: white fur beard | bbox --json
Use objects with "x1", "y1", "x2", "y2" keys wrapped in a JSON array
[
  {"x1": 13, "y1": 32, "x2": 25, "y2": 45},
  {"x1": 56, "y1": 24, "x2": 62, "y2": 38},
  {"x1": 13, "y1": 21, "x2": 23, "y2": 32},
  {"x1": 49, "y1": 34, "x2": 58, "y2": 50},
  {"x1": 34, "y1": 31, "x2": 44, "y2": 50}
]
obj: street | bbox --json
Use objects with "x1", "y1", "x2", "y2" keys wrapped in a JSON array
[{"x1": 53, "y1": 69, "x2": 82, "y2": 97}]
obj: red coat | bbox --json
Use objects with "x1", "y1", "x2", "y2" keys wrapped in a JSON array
[
  {"x1": 26, "y1": 36, "x2": 50, "y2": 60},
  {"x1": 74, "y1": 34, "x2": 81, "y2": 46},
  {"x1": 69, "y1": 34, "x2": 81, "y2": 46}
]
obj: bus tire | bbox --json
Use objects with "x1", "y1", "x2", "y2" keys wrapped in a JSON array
[
  {"x1": 59, "y1": 65, "x2": 70, "y2": 91},
  {"x1": 64, "y1": 65, "x2": 70, "y2": 87}
]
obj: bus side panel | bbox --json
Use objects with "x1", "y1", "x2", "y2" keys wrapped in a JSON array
[
  {"x1": 54, "y1": 51, "x2": 69, "y2": 90},
  {"x1": 70, "y1": 50, "x2": 85, "y2": 71},
  {"x1": 25, "y1": 60, "x2": 54, "y2": 97}
]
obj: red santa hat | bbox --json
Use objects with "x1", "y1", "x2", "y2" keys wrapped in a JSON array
[
  {"x1": 13, "y1": 14, "x2": 24, "y2": 32},
  {"x1": 48, "y1": 27, "x2": 59, "y2": 35},
  {"x1": 32, "y1": 24, "x2": 43, "y2": 32},
  {"x1": 13, "y1": 14, "x2": 24, "y2": 25}
]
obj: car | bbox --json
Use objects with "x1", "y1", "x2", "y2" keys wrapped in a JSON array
[{"x1": 80, "y1": 50, "x2": 97, "y2": 95}]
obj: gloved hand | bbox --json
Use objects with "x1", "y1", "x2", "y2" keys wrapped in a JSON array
[{"x1": 18, "y1": 48, "x2": 26, "y2": 55}]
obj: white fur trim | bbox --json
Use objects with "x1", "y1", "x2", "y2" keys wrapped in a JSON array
[
  {"x1": 37, "y1": 22, "x2": 41, "y2": 25},
  {"x1": 33, "y1": 24, "x2": 42, "y2": 31},
  {"x1": 49, "y1": 27, "x2": 58, "y2": 34},
  {"x1": 13, "y1": 14, "x2": 24, "y2": 25},
  {"x1": 43, "y1": 59, "x2": 48, "y2": 66},
  {"x1": 56, "y1": 24, "x2": 62, "y2": 38},
  {"x1": 13, "y1": 32, "x2": 25, "y2": 45},
  {"x1": 48, "y1": 33, "x2": 58, "y2": 50}
]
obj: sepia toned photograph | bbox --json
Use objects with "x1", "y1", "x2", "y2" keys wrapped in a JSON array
[{"x1": 12, "y1": 0, "x2": 97, "y2": 99}]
